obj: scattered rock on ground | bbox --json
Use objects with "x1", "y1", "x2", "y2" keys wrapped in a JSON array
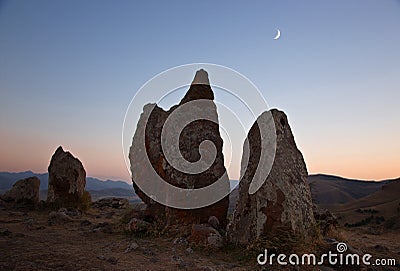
[
  {"x1": 125, "y1": 242, "x2": 139, "y2": 253},
  {"x1": 58, "y1": 207, "x2": 81, "y2": 217},
  {"x1": 48, "y1": 209, "x2": 73, "y2": 224},
  {"x1": 92, "y1": 198, "x2": 130, "y2": 209},
  {"x1": 96, "y1": 255, "x2": 105, "y2": 260},
  {"x1": 189, "y1": 224, "x2": 223, "y2": 248},
  {"x1": 92, "y1": 222, "x2": 114, "y2": 233}
]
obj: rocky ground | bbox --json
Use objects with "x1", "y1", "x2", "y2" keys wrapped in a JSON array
[
  {"x1": 0, "y1": 201, "x2": 399, "y2": 271},
  {"x1": 0, "y1": 202, "x2": 254, "y2": 271}
]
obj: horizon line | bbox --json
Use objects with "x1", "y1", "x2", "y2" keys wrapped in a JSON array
[{"x1": 1, "y1": 169, "x2": 398, "y2": 183}]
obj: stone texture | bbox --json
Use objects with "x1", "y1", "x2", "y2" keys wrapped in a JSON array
[
  {"x1": 129, "y1": 69, "x2": 230, "y2": 231},
  {"x1": 47, "y1": 146, "x2": 87, "y2": 207},
  {"x1": 228, "y1": 109, "x2": 317, "y2": 244},
  {"x1": 188, "y1": 224, "x2": 223, "y2": 248},
  {"x1": 1, "y1": 177, "x2": 40, "y2": 208}
]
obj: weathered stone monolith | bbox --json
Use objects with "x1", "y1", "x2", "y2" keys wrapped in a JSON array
[
  {"x1": 228, "y1": 109, "x2": 317, "y2": 244},
  {"x1": 129, "y1": 69, "x2": 230, "y2": 232}
]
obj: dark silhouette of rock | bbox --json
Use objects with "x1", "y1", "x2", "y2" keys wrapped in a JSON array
[
  {"x1": 129, "y1": 69, "x2": 230, "y2": 232},
  {"x1": 228, "y1": 109, "x2": 317, "y2": 244},
  {"x1": 1, "y1": 177, "x2": 40, "y2": 208},
  {"x1": 47, "y1": 146, "x2": 90, "y2": 208}
]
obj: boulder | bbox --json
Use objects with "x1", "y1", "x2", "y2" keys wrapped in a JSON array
[
  {"x1": 129, "y1": 69, "x2": 230, "y2": 231},
  {"x1": 47, "y1": 146, "x2": 90, "y2": 208},
  {"x1": 188, "y1": 224, "x2": 223, "y2": 248},
  {"x1": 228, "y1": 109, "x2": 317, "y2": 244},
  {"x1": 1, "y1": 177, "x2": 40, "y2": 208}
]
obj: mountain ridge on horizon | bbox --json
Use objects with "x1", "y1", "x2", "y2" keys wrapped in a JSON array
[
  {"x1": 0, "y1": 170, "x2": 132, "y2": 191},
  {"x1": 2, "y1": 170, "x2": 399, "y2": 212},
  {"x1": 2, "y1": 170, "x2": 399, "y2": 184},
  {"x1": 308, "y1": 173, "x2": 400, "y2": 183},
  {"x1": 1, "y1": 171, "x2": 398, "y2": 192}
]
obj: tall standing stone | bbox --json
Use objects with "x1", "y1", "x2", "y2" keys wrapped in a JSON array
[
  {"x1": 47, "y1": 146, "x2": 88, "y2": 207},
  {"x1": 129, "y1": 69, "x2": 230, "y2": 231},
  {"x1": 228, "y1": 109, "x2": 316, "y2": 244}
]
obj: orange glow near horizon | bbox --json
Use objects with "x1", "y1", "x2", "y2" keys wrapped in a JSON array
[
  {"x1": 1, "y1": 139, "x2": 399, "y2": 182},
  {"x1": 0, "y1": 129, "x2": 131, "y2": 181},
  {"x1": 301, "y1": 139, "x2": 400, "y2": 181},
  {"x1": 1, "y1": 120, "x2": 399, "y2": 182}
]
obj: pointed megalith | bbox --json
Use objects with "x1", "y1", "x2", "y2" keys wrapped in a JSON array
[
  {"x1": 228, "y1": 109, "x2": 317, "y2": 244},
  {"x1": 129, "y1": 70, "x2": 230, "y2": 233}
]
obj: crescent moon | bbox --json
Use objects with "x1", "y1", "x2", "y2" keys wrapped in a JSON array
[{"x1": 273, "y1": 29, "x2": 281, "y2": 40}]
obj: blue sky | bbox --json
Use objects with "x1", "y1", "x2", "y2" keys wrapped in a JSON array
[{"x1": 1, "y1": 0, "x2": 399, "y2": 181}]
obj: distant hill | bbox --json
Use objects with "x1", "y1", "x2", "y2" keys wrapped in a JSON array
[
  {"x1": 307, "y1": 174, "x2": 391, "y2": 207},
  {"x1": 228, "y1": 174, "x2": 397, "y2": 213},
  {"x1": 335, "y1": 179, "x2": 400, "y2": 212},
  {"x1": 0, "y1": 171, "x2": 132, "y2": 191},
  {"x1": 2, "y1": 171, "x2": 399, "y2": 216},
  {"x1": 0, "y1": 171, "x2": 137, "y2": 202},
  {"x1": 0, "y1": 171, "x2": 48, "y2": 190},
  {"x1": 332, "y1": 179, "x2": 400, "y2": 229}
]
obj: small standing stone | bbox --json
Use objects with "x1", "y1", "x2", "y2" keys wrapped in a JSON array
[{"x1": 47, "y1": 146, "x2": 89, "y2": 208}]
